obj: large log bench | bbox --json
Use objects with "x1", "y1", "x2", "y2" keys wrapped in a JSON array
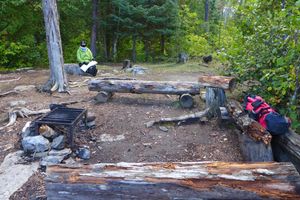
[
  {"x1": 46, "y1": 161, "x2": 300, "y2": 199},
  {"x1": 88, "y1": 75, "x2": 235, "y2": 108}
]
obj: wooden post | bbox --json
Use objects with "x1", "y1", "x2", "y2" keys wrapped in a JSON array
[{"x1": 46, "y1": 162, "x2": 300, "y2": 199}]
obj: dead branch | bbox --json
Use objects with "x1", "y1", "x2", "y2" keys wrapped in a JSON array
[
  {"x1": 0, "y1": 76, "x2": 21, "y2": 83},
  {"x1": 0, "y1": 107, "x2": 50, "y2": 130},
  {"x1": 0, "y1": 90, "x2": 18, "y2": 97},
  {"x1": 145, "y1": 107, "x2": 211, "y2": 127}
]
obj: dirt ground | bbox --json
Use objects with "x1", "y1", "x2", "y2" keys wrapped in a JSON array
[{"x1": 0, "y1": 64, "x2": 243, "y2": 200}]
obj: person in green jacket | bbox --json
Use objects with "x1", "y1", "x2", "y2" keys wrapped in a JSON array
[{"x1": 77, "y1": 41, "x2": 97, "y2": 76}]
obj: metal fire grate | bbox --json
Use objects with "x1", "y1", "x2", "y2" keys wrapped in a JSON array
[{"x1": 35, "y1": 107, "x2": 87, "y2": 147}]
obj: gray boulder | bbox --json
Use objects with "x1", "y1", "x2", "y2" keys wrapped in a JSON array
[
  {"x1": 22, "y1": 135, "x2": 50, "y2": 153},
  {"x1": 40, "y1": 155, "x2": 65, "y2": 167},
  {"x1": 49, "y1": 148, "x2": 72, "y2": 157},
  {"x1": 51, "y1": 135, "x2": 65, "y2": 150},
  {"x1": 76, "y1": 147, "x2": 90, "y2": 160}
]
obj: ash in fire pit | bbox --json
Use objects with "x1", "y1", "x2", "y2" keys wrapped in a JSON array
[{"x1": 35, "y1": 106, "x2": 87, "y2": 147}]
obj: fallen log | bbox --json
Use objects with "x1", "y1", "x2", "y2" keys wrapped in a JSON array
[
  {"x1": 226, "y1": 100, "x2": 273, "y2": 161},
  {"x1": 198, "y1": 75, "x2": 236, "y2": 90},
  {"x1": 89, "y1": 79, "x2": 202, "y2": 95},
  {"x1": 145, "y1": 107, "x2": 211, "y2": 127},
  {"x1": 272, "y1": 130, "x2": 300, "y2": 172},
  {"x1": 46, "y1": 162, "x2": 300, "y2": 200}
]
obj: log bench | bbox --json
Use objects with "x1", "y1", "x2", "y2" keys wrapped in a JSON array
[
  {"x1": 46, "y1": 161, "x2": 300, "y2": 199},
  {"x1": 88, "y1": 75, "x2": 235, "y2": 108}
]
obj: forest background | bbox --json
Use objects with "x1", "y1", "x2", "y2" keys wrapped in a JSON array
[{"x1": 0, "y1": 0, "x2": 299, "y2": 130}]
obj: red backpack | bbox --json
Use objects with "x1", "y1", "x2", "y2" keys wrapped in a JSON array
[{"x1": 243, "y1": 94, "x2": 290, "y2": 135}]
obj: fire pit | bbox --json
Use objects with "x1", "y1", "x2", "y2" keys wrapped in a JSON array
[{"x1": 35, "y1": 107, "x2": 87, "y2": 147}]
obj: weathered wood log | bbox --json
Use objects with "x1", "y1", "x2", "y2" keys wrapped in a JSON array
[
  {"x1": 198, "y1": 75, "x2": 236, "y2": 90},
  {"x1": 205, "y1": 87, "x2": 226, "y2": 108},
  {"x1": 64, "y1": 64, "x2": 91, "y2": 76},
  {"x1": 94, "y1": 91, "x2": 113, "y2": 103},
  {"x1": 226, "y1": 100, "x2": 273, "y2": 161},
  {"x1": 46, "y1": 162, "x2": 300, "y2": 200},
  {"x1": 145, "y1": 107, "x2": 211, "y2": 127},
  {"x1": 89, "y1": 79, "x2": 202, "y2": 95},
  {"x1": 272, "y1": 130, "x2": 300, "y2": 173}
]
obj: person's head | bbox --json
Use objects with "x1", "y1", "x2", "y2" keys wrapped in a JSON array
[{"x1": 80, "y1": 41, "x2": 87, "y2": 51}]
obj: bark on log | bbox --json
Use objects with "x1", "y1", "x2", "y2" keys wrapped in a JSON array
[
  {"x1": 198, "y1": 75, "x2": 236, "y2": 90},
  {"x1": 205, "y1": 87, "x2": 226, "y2": 108},
  {"x1": 46, "y1": 162, "x2": 300, "y2": 200},
  {"x1": 64, "y1": 64, "x2": 91, "y2": 76},
  {"x1": 227, "y1": 100, "x2": 273, "y2": 161},
  {"x1": 272, "y1": 130, "x2": 300, "y2": 173}
]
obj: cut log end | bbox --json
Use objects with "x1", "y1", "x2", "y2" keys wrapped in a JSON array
[
  {"x1": 95, "y1": 91, "x2": 113, "y2": 103},
  {"x1": 179, "y1": 94, "x2": 194, "y2": 108}
]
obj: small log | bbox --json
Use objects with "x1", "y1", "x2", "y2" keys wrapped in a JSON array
[
  {"x1": 46, "y1": 162, "x2": 300, "y2": 200},
  {"x1": 272, "y1": 130, "x2": 300, "y2": 172},
  {"x1": 146, "y1": 107, "x2": 211, "y2": 127},
  {"x1": 198, "y1": 75, "x2": 236, "y2": 90},
  {"x1": 226, "y1": 100, "x2": 273, "y2": 161},
  {"x1": 179, "y1": 93, "x2": 194, "y2": 108},
  {"x1": 95, "y1": 91, "x2": 113, "y2": 103}
]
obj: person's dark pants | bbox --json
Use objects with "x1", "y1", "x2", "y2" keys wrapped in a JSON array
[{"x1": 79, "y1": 62, "x2": 97, "y2": 77}]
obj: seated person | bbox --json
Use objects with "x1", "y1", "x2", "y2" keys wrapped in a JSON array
[{"x1": 77, "y1": 41, "x2": 98, "y2": 76}]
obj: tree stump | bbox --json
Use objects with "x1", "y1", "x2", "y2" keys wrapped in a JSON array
[
  {"x1": 179, "y1": 93, "x2": 194, "y2": 108},
  {"x1": 122, "y1": 59, "x2": 131, "y2": 69},
  {"x1": 205, "y1": 87, "x2": 226, "y2": 108},
  {"x1": 95, "y1": 91, "x2": 113, "y2": 103}
]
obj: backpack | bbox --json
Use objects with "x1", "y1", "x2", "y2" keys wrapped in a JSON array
[{"x1": 243, "y1": 94, "x2": 290, "y2": 135}]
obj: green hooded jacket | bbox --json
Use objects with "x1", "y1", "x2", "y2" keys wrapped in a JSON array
[{"x1": 77, "y1": 47, "x2": 93, "y2": 63}]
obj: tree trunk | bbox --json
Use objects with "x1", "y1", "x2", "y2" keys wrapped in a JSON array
[
  {"x1": 160, "y1": 34, "x2": 165, "y2": 55},
  {"x1": 46, "y1": 162, "x2": 300, "y2": 200},
  {"x1": 111, "y1": 35, "x2": 118, "y2": 62},
  {"x1": 42, "y1": 0, "x2": 67, "y2": 92},
  {"x1": 103, "y1": 33, "x2": 108, "y2": 60},
  {"x1": 272, "y1": 130, "x2": 300, "y2": 173},
  {"x1": 132, "y1": 35, "x2": 137, "y2": 63},
  {"x1": 144, "y1": 40, "x2": 149, "y2": 62},
  {"x1": 226, "y1": 100, "x2": 273, "y2": 161},
  {"x1": 90, "y1": 0, "x2": 98, "y2": 57},
  {"x1": 204, "y1": 0, "x2": 209, "y2": 32}
]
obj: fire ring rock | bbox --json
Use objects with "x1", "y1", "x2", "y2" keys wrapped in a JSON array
[{"x1": 22, "y1": 135, "x2": 50, "y2": 153}]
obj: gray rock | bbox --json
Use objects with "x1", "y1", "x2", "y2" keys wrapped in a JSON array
[
  {"x1": 22, "y1": 135, "x2": 50, "y2": 153},
  {"x1": 40, "y1": 155, "x2": 65, "y2": 167},
  {"x1": 21, "y1": 121, "x2": 37, "y2": 138},
  {"x1": 30, "y1": 151, "x2": 48, "y2": 158},
  {"x1": 76, "y1": 147, "x2": 90, "y2": 160},
  {"x1": 159, "y1": 126, "x2": 169, "y2": 132},
  {"x1": 49, "y1": 148, "x2": 72, "y2": 158},
  {"x1": 51, "y1": 135, "x2": 65, "y2": 150},
  {"x1": 125, "y1": 66, "x2": 147, "y2": 75}
]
